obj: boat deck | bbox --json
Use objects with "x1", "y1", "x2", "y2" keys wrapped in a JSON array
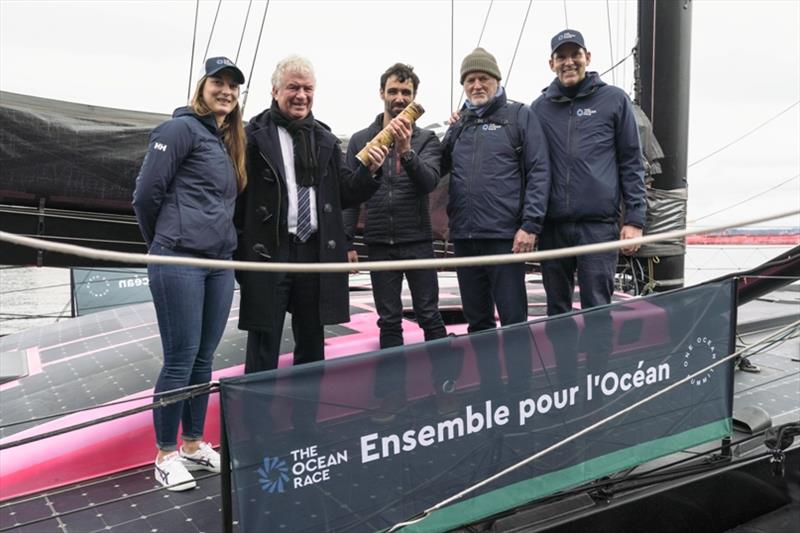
[{"x1": 1, "y1": 288, "x2": 797, "y2": 533}]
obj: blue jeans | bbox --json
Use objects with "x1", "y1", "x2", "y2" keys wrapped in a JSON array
[{"x1": 148, "y1": 243, "x2": 234, "y2": 451}]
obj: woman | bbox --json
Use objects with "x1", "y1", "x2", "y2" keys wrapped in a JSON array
[{"x1": 133, "y1": 56, "x2": 247, "y2": 491}]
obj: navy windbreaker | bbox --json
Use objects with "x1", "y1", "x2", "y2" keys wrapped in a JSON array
[
  {"x1": 531, "y1": 72, "x2": 646, "y2": 228},
  {"x1": 132, "y1": 107, "x2": 238, "y2": 258},
  {"x1": 442, "y1": 91, "x2": 550, "y2": 240}
]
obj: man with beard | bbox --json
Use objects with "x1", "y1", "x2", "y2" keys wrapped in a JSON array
[
  {"x1": 344, "y1": 63, "x2": 449, "y2": 419},
  {"x1": 234, "y1": 56, "x2": 388, "y2": 430}
]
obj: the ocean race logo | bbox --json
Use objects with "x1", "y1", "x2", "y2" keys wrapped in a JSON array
[
  {"x1": 576, "y1": 108, "x2": 597, "y2": 117},
  {"x1": 257, "y1": 456, "x2": 290, "y2": 493},
  {"x1": 258, "y1": 446, "x2": 350, "y2": 494}
]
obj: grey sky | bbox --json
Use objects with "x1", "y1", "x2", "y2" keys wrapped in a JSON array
[{"x1": 1, "y1": 0, "x2": 798, "y2": 229}]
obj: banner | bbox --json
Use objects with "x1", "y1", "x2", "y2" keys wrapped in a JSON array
[
  {"x1": 220, "y1": 280, "x2": 736, "y2": 532},
  {"x1": 70, "y1": 268, "x2": 152, "y2": 315}
]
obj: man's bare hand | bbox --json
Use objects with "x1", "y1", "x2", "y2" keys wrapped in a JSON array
[
  {"x1": 366, "y1": 144, "x2": 390, "y2": 173},
  {"x1": 388, "y1": 116, "x2": 412, "y2": 156},
  {"x1": 347, "y1": 249, "x2": 359, "y2": 274},
  {"x1": 620, "y1": 224, "x2": 642, "y2": 256},
  {"x1": 512, "y1": 229, "x2": 536, "y2": 253},
  {"x1": 448, "y1": 111, "x2": 461, "y2": 125}
]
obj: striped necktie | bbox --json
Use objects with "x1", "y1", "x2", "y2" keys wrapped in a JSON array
[{"x1": 295, "y1": 185, "x2": 312, "y2": 242}]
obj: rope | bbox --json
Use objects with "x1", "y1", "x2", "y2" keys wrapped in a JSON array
[
  {"x1": 186, "y1": 0, "x2": 200, "y2": 101},
  {"x1": 387, "y1": 318, "x2": 800, "y2": 531},
  {"x1": 562, "y1": 0, "x2": 569, "y2": 27},
  {"x1": 503, "y1": 0, "x2": 533, "y2": 90},
  {"x1": 235, "y1": 0, "x2": 253, "y2": 63},
  {"x1": 202, "y1": 0, "x2": 223, "y2": 62},
  {"x1": 689, "y1": 100, "x2": 800, "y2": 168},
  {"x1": 241, "y1": 0, "x2": 270, "y2": 113},
  {"x1": 0, "y1": 209, "x2": 796, "y2": 274}
]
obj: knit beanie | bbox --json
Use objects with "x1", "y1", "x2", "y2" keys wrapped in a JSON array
[{"x1": 460, "y1": 47, "x2": 502, "y2": 84}]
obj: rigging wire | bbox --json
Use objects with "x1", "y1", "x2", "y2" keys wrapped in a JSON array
[
  {"x1": 456, "y1": 0, "x2": 494, "y2": 110},
  {"x1": 450, "y1": 0, "x2": 454, "y2": 113},
  {"x1": 201, "y1": 0, "x2": 222, "y2": 62},
  {"x1": 599, "y1": 47, "x2": 635, "y2": 78},
  {"x1": 623, "y1": 0, "x2": 628, "y2": 91},
  {"x1": 235, "y1": 0, "x2": 253, "y2": 63},
  {"x1": 688, "y1": 100, "x2": 800, "y2": 168},
  {"x1": 690, "y1": 173, "x2": 800, "y2": 223},
  {"x1": 0, "y1": 382, "x2": 217, "y2": 431},
  {"x1": 503, "y1": 0, "x2": 533, "y2": 90},
  {"x1": 562, "y1": 0, "x2": 569, "y2": 27},
  {"x1": 605, "y1": 0, "x2": 616, "y2": 86},
  {"x1": 241, "y1": 0, "x2": 270, "y2": 113},
  {"x1": 186, "y1": 0, "x2": 201, "y2": 101}
]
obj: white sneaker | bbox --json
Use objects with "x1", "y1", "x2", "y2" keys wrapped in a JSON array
[
  {"x1": 180, "y1": 442, "x2": 221, "y2": 473},
  {"x1": 155, "y1": 452, "x2": 197, "y2": 491}
]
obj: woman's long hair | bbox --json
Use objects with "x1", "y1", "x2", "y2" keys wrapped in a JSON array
[{"x1": 190, "y1": 76, "x2": 248, "y2": 191}]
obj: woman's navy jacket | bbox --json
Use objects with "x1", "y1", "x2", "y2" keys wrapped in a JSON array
[{"x1": 133, "y1": 106, "x2": 238, "y2": 258}]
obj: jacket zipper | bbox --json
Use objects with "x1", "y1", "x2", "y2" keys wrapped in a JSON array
[
  {"x1": 468, "y1": 123, "x2": 484, "y2": 238},
  {"x1": 388, "y1": 152, "x2": 397, "y2": 244},
  {"x1": 566, "y1": 102, "x2": 575, "y2": 214}
]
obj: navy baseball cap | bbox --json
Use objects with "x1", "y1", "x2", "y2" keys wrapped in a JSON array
[
  {"x1": 550, "y1": 29, "x2": 586, "y2": 54},
  {"x1": 204, "y1": 56, "x2": 245, "y2": 84}
]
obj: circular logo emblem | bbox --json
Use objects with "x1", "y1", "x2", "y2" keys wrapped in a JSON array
[
  {"x1": 683, "y1": 335, "x2": 717, "y2": 386},
  {"x1": 257, "y1": 456, "x2": 289, "y2": 493},
  {"x1": 85, "y1": 273, "x2": 110, "y2": 298}
]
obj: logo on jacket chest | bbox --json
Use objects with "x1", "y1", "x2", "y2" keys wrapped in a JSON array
[
  {"x1": 575, "y1": 108, "x2": 597, "y2": 117},
  {"x1": 481, "y1": 123, "x2": 503, "y2": 132}
]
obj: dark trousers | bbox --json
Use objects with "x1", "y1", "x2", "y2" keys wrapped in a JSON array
[
  {"x1": 453, "y1": 239, "x2": 528, "y2": 332},
  {"x1": 244, "y1": 236, "x2": 323, "y2": 429},
  {"x1": 540, "y1": 222, "x2": 618, "y2": 382},
  {"x1": 453, "y1": 239, "x2": 531, "y2": 394},
  {"x1": 369, "y1": 241, "x2": 448, "y2": 399},
  {"x1": 539, "y1": 221, "x2": 618, "y2": 315},
  {"x1": 148, "y1": 243, "x2": 234, "y2": 451}
]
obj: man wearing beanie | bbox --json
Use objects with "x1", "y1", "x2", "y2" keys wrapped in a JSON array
[
  {"x1": 441, "y1": 47, "x2": 550, "y2": 355},
  {"x1": 532, "y1": 30, "x2": 646, "y2": 380}
]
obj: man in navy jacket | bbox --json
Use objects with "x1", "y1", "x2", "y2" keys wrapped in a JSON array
[
  {"x1": 532, "y1": 30, "x2": 646, "y2": 382},
  {"x1": 532, "y1": 29, "x2": 646, "y2": 317},
  {"x1": 442, "y1": 47, "x2": 550, "y2": 334}
]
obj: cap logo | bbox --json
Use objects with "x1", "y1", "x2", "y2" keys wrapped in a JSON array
[
  {"x1": 559, "y1": 32, "x2": 576, "y2": 41},
  {"x1": 216, "y1": 58, "x2": 233, "y2": 66}
]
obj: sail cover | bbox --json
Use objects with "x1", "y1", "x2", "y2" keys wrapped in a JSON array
[{"x1": 0, "y1": 91, "x2": 168, "y2": 213}]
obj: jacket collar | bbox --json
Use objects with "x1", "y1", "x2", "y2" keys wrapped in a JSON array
[
  {"x1": 543, "y1": 71, "x2": 605, "y2": 102},
  {"x1": 246, "y1": 108, "x2": 337, "y2": 180},
  {"x1": 174, "y1": 106, "x2": 220, "y2": 134}
]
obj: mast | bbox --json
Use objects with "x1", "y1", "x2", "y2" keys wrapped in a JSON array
[{"x1": 636, "y1": 0, "x2": 692, "y2": 291}]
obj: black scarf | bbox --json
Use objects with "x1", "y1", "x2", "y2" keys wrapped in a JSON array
[{"x1": 270, "y1": 99, "x2": 318, "y2": 187}]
